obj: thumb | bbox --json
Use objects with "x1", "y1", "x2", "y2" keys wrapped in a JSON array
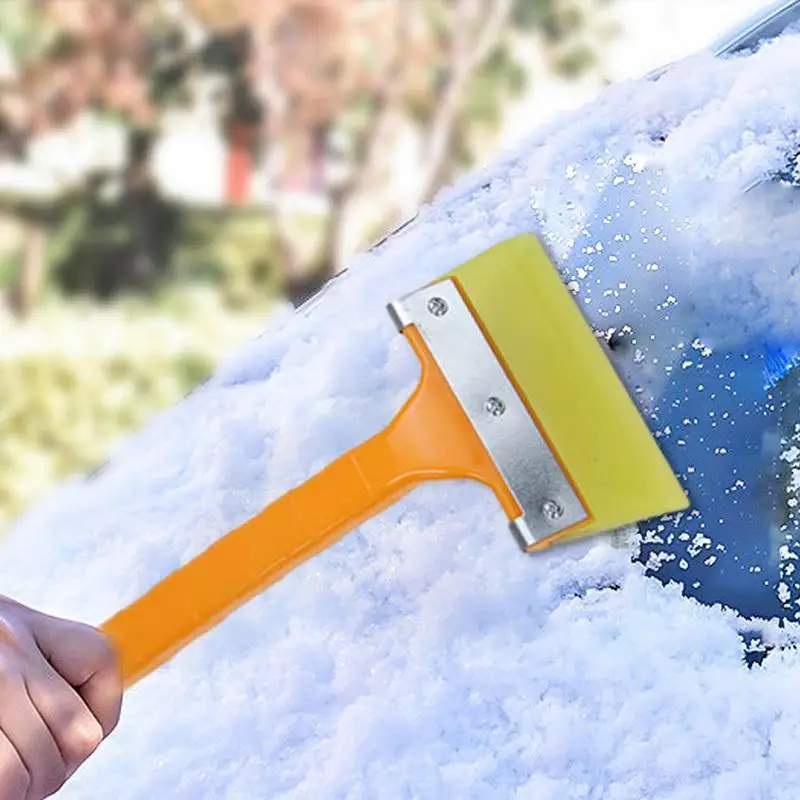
[{"x1": 30, "y1": 612, "x2": 123, "y2": 738}]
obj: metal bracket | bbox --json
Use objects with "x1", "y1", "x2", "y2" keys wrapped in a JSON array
[{"x1": 388, "y1": 278, "x2": 587, "y2": 549}]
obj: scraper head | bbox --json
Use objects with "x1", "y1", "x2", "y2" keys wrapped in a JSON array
[{"x1": 388, "y1": 233, "x2": 690, "y2": 550}]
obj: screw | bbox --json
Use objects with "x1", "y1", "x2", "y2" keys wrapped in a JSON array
[
  {"x1": 427, "y1": 296, "x2": 449, "y2": 316},
  {"x1": 541, "y1": 499, "x2": 564, "y2": 522},
  {"x1": 484, "y1": 396, "x2": 506, "y2": 416}
]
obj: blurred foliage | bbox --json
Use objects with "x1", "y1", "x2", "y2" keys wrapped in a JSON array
[
  {"x1": 0, "y1": 253, "x2": 18, "y2": 287},
  {"x1": 0, "y1": 191, "x2": 292, "y2": 308},
  {"x1": 173, "y1": 205, "x2": 283, "y2": 308},
  {"x1": 47, "y1": 185, "x2": 182, "y2": 299},
  {"x1": 0, "y1": 289, "x2": 273, "y2": 532},
  {"x1": 0, "y1": 1, "x2": 54, "y2": 65}
]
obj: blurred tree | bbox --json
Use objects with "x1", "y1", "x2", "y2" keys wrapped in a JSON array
[
  {"x1": 185, "y1": 0, "x2": 615, "y2": 304},
  {"x1": 0, "y1": 0, "x2": 614, "y2": 313},
  {"x1": 0, "y1": 0, "x2": 157, "y2": 133},
  {"x1": 0, "y1": 0, "x2": 179, "y2": 315}
]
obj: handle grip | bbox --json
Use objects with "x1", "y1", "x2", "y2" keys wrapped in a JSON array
[{"x1": 101, "y1": 326, "x2": 519, "y2": 687}]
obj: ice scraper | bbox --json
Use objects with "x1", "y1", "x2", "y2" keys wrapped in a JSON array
[{"x1": 100, "y1": 233, "x2": 688, "y2": 687}]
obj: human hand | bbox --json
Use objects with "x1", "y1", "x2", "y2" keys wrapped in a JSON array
[{"x1": 0, "y1": 596, "x2": 122, "y2": 799}]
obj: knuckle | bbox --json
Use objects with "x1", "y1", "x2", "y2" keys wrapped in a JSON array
[
  {"x1": 0, "y1": 618, "x2": 24, "y2": 652},
  {"x1": 93, "y1": 632, "x2": 120, "y2": 672},
  {"x1": 79, "y1": 625, "x2": 119, "y2": 674},
  {"x1": 46, "y1": 686, "x2": 105, "y2": 764},
  {"x1": 66, "y1": 715, "x2": 104, "y2": 760}
]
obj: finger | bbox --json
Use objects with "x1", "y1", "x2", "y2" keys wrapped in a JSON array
[
  {"x1": 0, "y1": 671, "x2": 67, "y2": 800},
  {"x1": 25, "y1": 661, "x2": 103, "y2": 779},
  {"x1": 30, "y1": 616, "x2": 123, "y2": 737},
  {"x1": 0, "y1": 730, "x2": 30, "y2": 800},
  {"x1": 72, "y1": 644, "x2": 122, "y2": 741}
]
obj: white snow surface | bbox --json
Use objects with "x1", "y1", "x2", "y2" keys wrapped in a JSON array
[{"x1": 5, "y1": 35, "x2": 800, "y2": 800}]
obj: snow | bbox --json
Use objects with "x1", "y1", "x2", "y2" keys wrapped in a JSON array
[{"x1": 3, "y1": 28, "x2": 800, "y2": 800}]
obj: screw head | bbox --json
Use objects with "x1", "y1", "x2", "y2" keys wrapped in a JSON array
[
  {"x1": 427, "y1": 296, "x2": 449, "y2": 316},
  {"x1": 541, "y1": 499, "x2": 564, "y2": 522},
  {"x1": 484, "y1": 396, "x2": 506, "y2": 416}
]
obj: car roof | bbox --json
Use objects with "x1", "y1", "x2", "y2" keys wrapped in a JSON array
[
  {"x1": 710, "y1": 0, "x2": 800, "y2": 55},
  {"x1": 645, "y1": 0, "x2": 800, "y2": 80}
]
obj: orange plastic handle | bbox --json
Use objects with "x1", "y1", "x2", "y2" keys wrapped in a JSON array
[{"x1": 101, "y1": 326, "x2": 521, "y2": 687}]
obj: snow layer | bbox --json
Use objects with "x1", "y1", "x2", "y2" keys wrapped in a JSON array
[{"x1": 4, "y1": 31, "x2": 800, "y2": 800}]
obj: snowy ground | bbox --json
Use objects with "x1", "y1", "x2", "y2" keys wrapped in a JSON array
[{"x1": 4, "y1": 25, "x2": 800, "y2": 800}]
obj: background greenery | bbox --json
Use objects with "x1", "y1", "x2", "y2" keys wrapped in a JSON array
[{"x1": 0, "y1": 283, "x2": 274, "y2": 530}]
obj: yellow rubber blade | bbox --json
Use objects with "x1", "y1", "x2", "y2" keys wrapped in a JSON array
[{"x1": 446, "y1": 234, "x2": 689, "y2": 550}]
